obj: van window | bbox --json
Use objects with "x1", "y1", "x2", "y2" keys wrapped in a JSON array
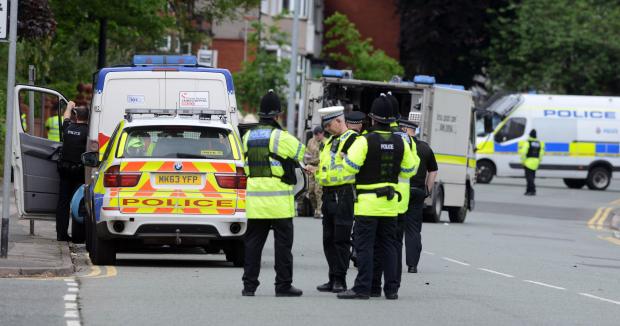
[
  {"x1": 121, "y1": 126, "x2": 233, "y2": 160},
  {"x1": 494, "y1": 117, "x2": 526, "y2": 143}
]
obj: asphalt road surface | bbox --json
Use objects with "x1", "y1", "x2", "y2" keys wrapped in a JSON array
[{"x1": 2, "y1": 177, "x2": 620, "y2": 326}]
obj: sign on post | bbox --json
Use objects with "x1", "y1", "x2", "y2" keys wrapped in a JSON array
[{"x1": 0, "y1": 0, "x2": 8, "y2": 40}]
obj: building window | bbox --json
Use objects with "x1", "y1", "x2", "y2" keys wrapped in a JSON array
[{"x1": 278, "y1": 0, "x2": 308, "y2": 18}]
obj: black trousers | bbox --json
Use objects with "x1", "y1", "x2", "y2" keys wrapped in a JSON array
[
  {"x1": 321, "y1": 185, "x2": 354, "y2": 284},
  {"x1": 242, "y1": 218, "x2": 294, "y2": 292},
  {"x1": 525, "y1": 167, "x2": 536, "y2": 193},
  {"x1": 372, "y1": 187, "x2": 425, "y2": 291},
  {"x1": 56, "y1": 172, "x2": 83, "y2": 239},
  {"x1": 353, "y1": 216, "x2": 399, "y2": 295}
]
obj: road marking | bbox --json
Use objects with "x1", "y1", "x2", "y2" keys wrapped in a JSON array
[
  {"x1": 598, "y1": 235, "x2": 620, "y2": 246},
  {"x1": 609, "y1": 198, "x2": 620, "y2": 206},
  {"x1": 64, "y1": 278, "x2": 81, "y2": 326},
  {"x1": 478, "y1": 268, "x2": 514, "y2": 278},
  {"x1": 67, "y1": 282, "x2": 78, "y2": 287},
  {"x1": 64, "y1": 310, "x2": 79, "y2": 318},
  {"x1": 65, "y1": 303, "x2": 77, "y2": 310},
  {"x1": 579, "y1": 293, "x2": 620, "y2": 305},
  {"x1": 90, "y1": 266, "x2": 118, "y2": 279},
  {"x1": 596, "y1": 207, "x2": 613, "y2": 230},
  {"x1": 66, "y1": 321, "x2": 81, "y2": 326},
  {"x1": 67, "y1": 287, "x2": 79, "y2": 293},
  {"x1": 442, "y1": 257, "x2": 470, "y2": 266},
  {"x1": 83, "y1": 264, "x2": 101, "y2": 277},
  {"x1": 587, "y1": 208, "x2": 603, "y2": 229},
  {"x1": 523, "y1": 280, "x2": 566, "y2": 290},
  {"x1": 422, "y1": 251, "x2": 435, "y2": 255},
  {"x1": 63, "y1": 294, "x2": 77, "y2": 301}
]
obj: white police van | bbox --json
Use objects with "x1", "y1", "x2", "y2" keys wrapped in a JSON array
[{"x1": 476, "y1": 94, "x2": 620, "y2": 190}]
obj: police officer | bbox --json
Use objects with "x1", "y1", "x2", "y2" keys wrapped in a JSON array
[
  {"x1": 304, "y1": 126, "x2": 325, "y2": 218},
  {"x1": 519, "y1": 129, "x2": 544, "y2": 196},
  {"x1": 371, "y1": 94, "x2": 419, "y2": 295},
  {"x1": 400, "y1": 117, "x2": 437, "y2": 274},
  {"x1": 310, "y1": 106, "x2": 358, "y2": 293},
  {"x1": 345, "y1": 111, "x2": 366, "y2": 133},
  {"x1": 56, "y1": 101, "x2": 89, "y2": 241},
  {"x1": 45, "y1": 113, "x2": 61, "y2": 142},
  {"x1": 338, "y1": 95, "x2": 417, "y2": 300},
  {"x1": 241, "y1": 90, "x2": 305, "y2": 297}
]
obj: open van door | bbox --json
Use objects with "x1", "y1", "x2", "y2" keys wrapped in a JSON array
[{"x1": 11, "y1": 85, "x2": 68, "y2": 219}]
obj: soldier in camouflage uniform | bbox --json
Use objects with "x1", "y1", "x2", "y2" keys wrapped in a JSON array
[{"x1": 304, "y1": 126, "x2": 325, "y2": 218}]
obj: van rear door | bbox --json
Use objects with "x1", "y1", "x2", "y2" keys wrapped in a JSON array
[{"x1": 164, "y1": 71, "x2": 234, "y2": 120}]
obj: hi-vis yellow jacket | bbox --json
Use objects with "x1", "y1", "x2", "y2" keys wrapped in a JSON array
[
  {"x1": 518, "y1": 137, "x2": 544, "y2": 170},
  {"x1": 343, "y1": 130, "x2": 418, "y2": 217},
  {"x1": 316, "y1": 129, "x2": 358, "y2": 187},
  {"x1": 242, "y1": 126, "x2": 305, "y2": 219}
]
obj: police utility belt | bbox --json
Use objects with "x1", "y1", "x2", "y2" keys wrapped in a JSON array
[{"x1": 356, "y1": 186, "x2": 402, "y2": 202}]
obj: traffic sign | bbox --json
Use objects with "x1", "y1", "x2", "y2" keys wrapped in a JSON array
[{"x1": 0, "y1": 0, "x2": 7, "y2": 40}]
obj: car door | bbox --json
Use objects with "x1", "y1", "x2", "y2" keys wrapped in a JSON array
[{"x1": 11, "y1": 85, "x2": 68, "y2": 219}]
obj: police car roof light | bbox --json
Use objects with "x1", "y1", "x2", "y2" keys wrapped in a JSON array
[
  {"x1": 413, "y1": 75, "x2": 436, "y2": 85},
  {"x1": 322, "y1": 69, "x2": 352, "y2": 79},
  {"x1": 133, "y1": 55, "x2": 198, "y2": 66}
]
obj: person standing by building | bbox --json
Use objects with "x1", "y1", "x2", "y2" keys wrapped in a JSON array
[
  {"x1": 338, "y1": 95, "x2": 417, "y2": 300},
  {"x1": 400, "y1": 117, "x2": 437, "y2": 274},
  {"x1": 56, "y1": 101, "x2": 89, "y2": 241},
  {"x1": 309, "y1": 106, "x2": 358, "y2": 293},
  {"x1": 304, "y1": 126, "x2": 325, "y2": 218},
  {"x1": 519, "y1": 129, "x2": 544, "y2": 196},
  {"x1": 241, "y1": 90, "x2": 305, "y2": 297}
]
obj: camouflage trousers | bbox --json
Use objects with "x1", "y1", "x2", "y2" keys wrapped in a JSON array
[{"x1": 308, "y1": 174, "x2": 323, "y2": 217}]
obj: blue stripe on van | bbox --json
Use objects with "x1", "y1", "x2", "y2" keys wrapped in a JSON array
[
  {"x1": 544, "y1": 142, "x2": 569, "y2": 152},
  {"x1": 596, "y1": 143, "x2": 620, "y2": 154},
  {"x1": 94, "y1": 66, "x2": 235, "y2": 93},
  {"x1": 494, "y1": 143, "x2": 518, "y2": 152}
]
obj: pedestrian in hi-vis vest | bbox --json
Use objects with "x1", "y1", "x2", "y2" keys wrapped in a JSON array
[
  {"x1": 309, "y1": 106, "x2": 358, "y2": 294},
  {"x1": 241, "y1": 90, "x2": 306, "y2": 297},
  {"x1": 338, "y1": 95, "x2": 417, "y2": 300},
  {"x1": 519, "y1": 129, "x2": 544, "y2": 196}
]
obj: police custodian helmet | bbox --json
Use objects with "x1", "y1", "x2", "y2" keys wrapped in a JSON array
[
  {"x1": 258, "y1": 89, "x2": 282, "y2": 118},
  {"x1": 368, "y1": 95, "x2": 396, "y2": 124}
]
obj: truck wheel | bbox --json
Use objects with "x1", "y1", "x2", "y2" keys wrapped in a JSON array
[
  {"x1": 224, "y1": 241, "x2": 245, "y2": 267},
  {"x1": 89, "y1": 222, "x2": 116, "y2": 265},
  {"x1": 476, "y1": 160, "x2": 495, "y2": 184},
  {"x1": 586, "y1": 167, "x2": 611, "y2": 190},
  {"x1": 423, "y1": 186, "x2": 443, "y2": 223},
  {"x1": 71, "y1": 218, "x2": 85, "y2": 244},
  {"x1": 448, "y1": 192, "x2": 468, "y2": 224},
  {"x1": 563, "y1": 178, "x2": 586, "y2": 189}
]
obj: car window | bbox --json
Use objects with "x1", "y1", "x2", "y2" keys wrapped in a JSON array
[
  {"x1": 494, "y1": 117, "x2": 526, "y2": 143},
  {"x1": 120, "y1": 126, "x2": 233, "y2": 159},
  {"x1": 102, "y1": 124, "x2": 121, "y2": 162}
]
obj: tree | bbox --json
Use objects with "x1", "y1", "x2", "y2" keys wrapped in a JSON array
[
  {"x1": 487, "y1": 0, "x2": 620, "y2": 95},
  {"x1": 233, "y1": 17, "x2": 290, "y2": 113},
  {"x1": 323, "y1": 12, "x2": 403, "y2": 81}
]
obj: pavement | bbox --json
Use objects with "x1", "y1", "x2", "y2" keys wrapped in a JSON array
[{"x1": 0, "y1": 191, "x2": 73, "y2": 277}]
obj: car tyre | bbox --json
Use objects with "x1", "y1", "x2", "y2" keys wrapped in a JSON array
[
  {"x1": 586, "y1": 167, "x2": 611, "y2": 191},
  {"x1": 448, "y1": 192, "x2": 468, "y2": 224},
  {"x1": 476, "y1": 160, "x2": 495, "y2": 184},
  {"x1": 89, "y1": 222, "x2": 116, "y2": 266}
]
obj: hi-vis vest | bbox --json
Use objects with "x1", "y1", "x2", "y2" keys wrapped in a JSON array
[
  {"x1": 317, "y1": 129, "x2": 357, "y2": 187},
  {"x1": 519, "y1": 137, "x2": 544, "y2": 171},
  {"x1": 45, "y1": 116, "x2": 60, "y2": 142},
  {"x1": 526, "y1": 140, "x2": 542, "y2": 158},
  {"x1": 242, "y1": 124, "x2": 305, "y2": 219},
  {"x1": 356, "y1": 132, "x2": 404, "y2": 185}
]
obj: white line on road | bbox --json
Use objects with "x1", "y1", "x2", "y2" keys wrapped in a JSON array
[
  {"x1": 63, "y1": 294, "x2": 77, "y2": 301},
  {"x1": 64, "y1": 310, "x2": 79, "y2": 318},
  {"x1": 478, "y1": 268, "x2": 514, "y2": 278},
  {"x1": 422, "y1": 251, "x2": 435, "y2": 255},
  {"x1": 523, "y1": 280, "x2": 566, "y2": 290},
  {"x1": 67, "y1": 287, "x2": 79, "y2": 293},
  {"x1": 442, "y1": 257, "x2": 470, "y2": 266},
  {"x1": 63, "y1": 278, "x2": 75, "y2": 282},
  {"x1": 66, "y1": 282, "x2": 78, "y2": 287},
  {"x1": 66, "y1": 321, "x2": 81, "y2": 326},
  {"x1": 579, "y1": 293, "x2": 620, "y2": 305},
  {"x1": 65, "y1": 303, "x2": 77, "y2": 310}
]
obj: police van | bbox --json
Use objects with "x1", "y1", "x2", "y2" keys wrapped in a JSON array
[
  {"x1": 302, "y1": 72, "x2": 476, "y2": 223},
  {"x1": 476, "y1": 94, "x2": 620, "y2": 190},
  {"x1": 80, "y1": 109, "x2": 247, "y2": 265}
]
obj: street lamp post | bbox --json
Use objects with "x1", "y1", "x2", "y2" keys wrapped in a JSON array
[{"x1": 286, "y1": 0, "x2": 301, "y2": 135}]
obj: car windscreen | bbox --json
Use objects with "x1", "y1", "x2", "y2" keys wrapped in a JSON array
[{"x1": 120, "y1": 126, "x2": 233, "y2": 159}]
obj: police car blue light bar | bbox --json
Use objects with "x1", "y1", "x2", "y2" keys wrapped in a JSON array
[
  {"x1": 435, "y1": 83, "x2": 465, "y2": 90},
  {"x1": 133, "y1": 55, "x2": 197, "y2": 66},
  {"x1": 413, "y1": 75, "x2": 436, "y2": 85},
  {"x1": 322, "y1": 69, "x2": 354, "y2": 79}
]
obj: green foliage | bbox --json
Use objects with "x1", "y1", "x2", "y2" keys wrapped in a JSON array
[
  {"x1": 323, "y1": 12, "x2": 403, "y2": 81},
  {"x1": 487, "y1": 0, "x2": 620, "y2": 94},
  {"x1": 233, "y1": 17, "x2": 290, "y2": 112}
]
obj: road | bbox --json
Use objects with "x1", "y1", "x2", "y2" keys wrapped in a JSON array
[{"x1": 2, "y1": 177, "x2": 619, "y2": 325}]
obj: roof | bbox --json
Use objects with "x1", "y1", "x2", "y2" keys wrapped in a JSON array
[{"x1": 94, "y1": 66, "x2": 235, "y2": 93}]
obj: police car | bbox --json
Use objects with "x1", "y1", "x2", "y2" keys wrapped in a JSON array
[{"x1": 81, "y1": 108, "x2": 247, "y2": 266}]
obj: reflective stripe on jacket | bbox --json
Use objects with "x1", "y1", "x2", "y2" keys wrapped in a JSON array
[
  {"x1": 242, "y1": 125, "x2": 305, "y2": 219},
  {"x1": 316, "y1": 129, "x2": 357, "y2": 187}
]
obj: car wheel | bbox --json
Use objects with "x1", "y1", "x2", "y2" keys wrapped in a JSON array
[
  {"x1": 586, "y1": 167, "x2": 611, "y2": 190},
  {"x1": 476, "y1": 160, "x2": 495, "y2": 184},
  {"x1": 89, "y1": 221, "x2": 116, "y2": 266},
  {"x1": 448, "y1": 192, "x2": 468, "y2": 223}
]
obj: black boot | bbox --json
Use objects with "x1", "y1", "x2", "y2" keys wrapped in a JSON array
[
  {"x1": 316, "y1": 282, "x2": 332, "y2": 292},
  {"x1": 337, "y1": 290, "x2": 369, "y2": 300},
  {"x1": 385, "y1": 292, "x2": 398, "y2": 300},
  {"x1": 408, "y1": 266, "x2": 417, "y2": 273},
  {"x1": 241, "y1": 289, "x2": 255, "y2": 296},
  {"x1": 276, "y1": 286, "x2": 303, "y2": 297},
  {"x1": 331, "y1": 281, "x2": 346, "y2": 293}
]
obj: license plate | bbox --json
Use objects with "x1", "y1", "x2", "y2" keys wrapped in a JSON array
[{"x1": 155, "y1": 174, "x2": 201, "y2": 185}]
